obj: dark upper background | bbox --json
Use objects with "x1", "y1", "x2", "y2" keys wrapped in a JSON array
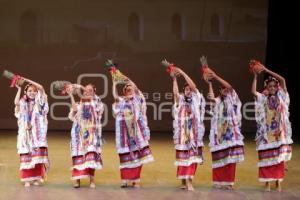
[
  {"x1": 0, "y1": 0, "x2": 297, "y2": 141},
  {"x1": 266, "y1": 0, "x2": 299, "y2": 141}
]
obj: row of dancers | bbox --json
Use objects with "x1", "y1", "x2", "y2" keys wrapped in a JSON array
[{"x1": 5, "y1": 59, "x2": 292, "y2": 191}]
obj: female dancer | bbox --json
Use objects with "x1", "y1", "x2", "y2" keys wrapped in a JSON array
[
  {"x1": 251, "y1": 62, "x2": 292, "y2": 191},
  {"x1": 166, "y1": 61, "x2": 205, "y2": 191},
  {"x1": 67, "y1": 84, "x2": 104, "y2": 188},
  {"x1": 14, "y1": 78, "x2": 49, "y2": 187},
  {"x1": 112, "y1": 73, "x2": 154, "y2": 188},
  {"x1": 205, "y1": 70, "x2": 244, "y2": 190}
]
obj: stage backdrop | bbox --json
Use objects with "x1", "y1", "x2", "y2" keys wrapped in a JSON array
[{"x1": 0, "y1": 0, "x2": 268, "y2": 132}]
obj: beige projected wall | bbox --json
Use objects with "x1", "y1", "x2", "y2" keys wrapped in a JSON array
[{"x1": 0, "y1": 0, "x2": 268, "y2": 131}]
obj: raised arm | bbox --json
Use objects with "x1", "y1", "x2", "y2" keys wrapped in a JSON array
[
  {"x1": 124, "y1": 75, "x2": 143, "y2": 97},
  {"x1": 67, "y1": 92, "x2": 78, "y2": 120},
  {"x1": 176, "y1": 68, "x2": 197, "y2": 91},
  {"x1": 252, "y1": 73, "x2": 258, "y2": 97},
  {"x1": 70, "y1": 94, "x2": 77, "y2": 110},
  {"x1": 206, "y1": 81, "x2": 216, "y2": 102},
  {"x1": 214, "y1": 74, "x2": 232, "y2": 90},
  {"x1": 22, "y1": 78, "x2": 44, "y2": 92},
  {"x1": 112, "y1": 80, "x2": 120, "y2": 102},
  {"x1": 65, "y1": 86, "x2": 77, "y2": 112},
  {"x1": 72, "y1": 84, "x2": 85, "y2": 91},
  {"x1": 14, "y1": 85, "x2": 22, "y2": 105},
  {"x1": 264, "y1": 67, "x2": 287, "y2": 92},
  {"x1": 173, "y1": 76, "x2": 180, "y2": 104}
]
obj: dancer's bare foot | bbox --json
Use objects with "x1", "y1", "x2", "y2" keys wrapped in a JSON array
[
  {"x1": 73, "y1": 179, "x2": 80, "y2": 188},
  {"x1": 33, "y1": 180, "x2": 40, "y2": 186},
  {"x1": 224, "y1": 185, "x2": 234, "y2": 190},
  {"x1": 276, "y1": 181, "x2": 282, "y2": 192},
  {"x1": 89, "y1": 177, "x2": 96, "y2": 188},
  {"x1": 265, "y1": 182, "x2": 271, "y2": 192},
  {"x1": 121, "y1": 182, "x2": 128, "y2": 188},
  {"x1": 132, "y1": 182, "x2": 140, "y2": 188},
  {"x1": 213, "y1": 184, "x2": 222, "y2": 189},
  {"x1": 24, "y1": 182, "x2": 30, "y2": 187},
  {"x1": 187, "y1": 179, "x2": 194, "y2": 191},
  {"x1": 89, "y1": 182, "x2": 96, "y2": 188},
  {"x1": 180, "y1": 179, "x2": 187, "y2": 189}
]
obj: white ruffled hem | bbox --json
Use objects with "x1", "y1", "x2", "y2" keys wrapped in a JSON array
[
  {"x1": 71, "y1": 175, "x2": 94, "y2": 180},
  {"x1": 177, "y1": 175, "x2": 194, "y2": 180},
  {"x1": 213, "y1": 181, "x2": 234, "y2": 186},
  {"x1": 119, "y1": 155, "x2": 154, "y2": 169},
  {"x1": 122, "y1": 179, "x2": 140, "y2": 183},
  {"x1": 71, "y1": 149, "x2": 102, "y2": 157},
  {"x1": 259, "y1": 178, "x2": 283, "y2": 182},
  {"x1": 209, "y1": 141, "x2": 244, "y2": 152},
  {"x1": 21, "y1": 176, "x2": 43, "y2": 182},
  {"x1": 20, "y1": 158, "x2": 48, "y2": 170},
  {"x1": 72, "y1": 162, "x2": 103, "y2": 171},
  {"x1": 258, "y1": 153, "x2": 292, "y2": 167},
  {"x1": 175, "y1": 158, "x2": 203, "y2": 167},
  {"x1": 256, "y1": 140, "x2": 293, "y2": 151},
  {"x1": 212, "y1": 156, "x2": 244, "y2": 169}
]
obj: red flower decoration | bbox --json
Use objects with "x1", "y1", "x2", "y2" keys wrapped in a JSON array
[
  {"x1": 201, "y1": 64, "x2": 209, "y2": 74},
  {"x1": 10, "y1": 75, "x2": 21, "y2": 88},
  {"x1": 201, "y1": 64, "x2": 214, "y2": 81},
  {"x1": 61, "y1": 84, "x2": 68, "y2": 95},
  {"x1": 110, "y1": 66, "x2": 117, "y2": 74},
  {"x1": 249, "y1": 60, "x2": 263, "y2": 73},
  {"x1": 166, "y1": 64, "x2": 176, "y2": 74},
  {"x1": 60, "y1": 84, "x2": 73, "y2": 96}
]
